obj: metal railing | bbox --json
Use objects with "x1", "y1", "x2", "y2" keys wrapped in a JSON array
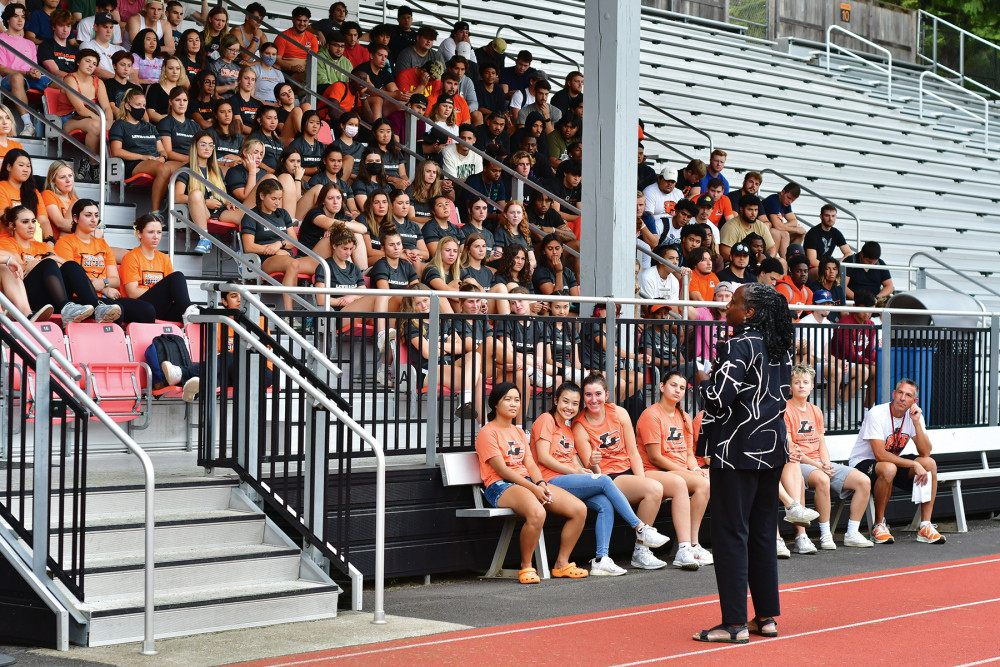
[
  {"x1": 0, "y1": 45, "x2": 107, "y2": 217},
  {"x1": 640, "y1": 98, "x2": 714, "y2": 154},
  {"x1": 909, "y1": 251, "x2": 1000, "y2": 303},
  {"x1": 917, "y1": 9, "x2": 1000, "y2": 101},
  {"x1": 758, "y1": 167, "x2": 861, "y2": 250},
  {"x1": 192, "y1": 296, "x2": 386, "y2": 624},
  {"x1": 0, "y1": 293, "x2": 156, "y2": 655},
  {"x1": 826, "y1": 25, "x2": 893, "y2": 104},
  {"x1": 919, "y1": 71, "x2": 990, "y2": 151},
  {"x1": 166, "y1": 167, "x2": 330, "y2": 312}
]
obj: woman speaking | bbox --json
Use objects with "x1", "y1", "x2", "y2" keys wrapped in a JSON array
[{"x1": 693, "y1": 282, "x2": 794, "y2": 644}]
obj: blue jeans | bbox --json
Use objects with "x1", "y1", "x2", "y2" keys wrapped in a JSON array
[
  {"x1": 1, "y1": 72, "x2": 53, "y2": 93},
  {"x1": 549, "y1": 473, "x2": 642, "y2": 558}
]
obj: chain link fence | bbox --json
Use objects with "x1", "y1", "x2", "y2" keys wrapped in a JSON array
[{"x1": 729, "y1": 0, "x2": 769, "y2": 40}]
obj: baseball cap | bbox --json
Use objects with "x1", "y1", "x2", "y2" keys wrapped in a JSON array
[
  {"x1": 453, "y1": 20, "x2": 470, "y2": 31},
  {"x1": 696, "y1": 194, "x2": 714, "y2": 207},
  {"x1": 95, "y1": 11, "x2": 115, "y2": 24},
  {"x1": 715, "y1": 282, "x2": 735, "y2": 296},
  {"x1": 491, "y1": 37, "x2": 507, "y2": 54},
  {"x1": 786, "y1": 243, "x2": 805, "y2": 257},
  {"x1": 455, "y1": 42, "x2": 472, "y2": 58},
  {"x1": 731, "y1": 242, "x2": 750, "y2": 256},
  {"x1": 409, "y1": 93, "x2": 427, "y2": 107},
  {"x1": 422, "y1": 128, "x2": 449, "y2": 145},
  {"x1": 812, "y1": 289, "x2": 834, "y2": 305},
  {"x1": 648, "y1": 304, "x2": 670, "y2": 314},
  {"x1": 423, "y1": 60, "x2": 444, "y2": 80},
  {"x1": 658, "y1": 167, "x2": 678, "y2": 182}
]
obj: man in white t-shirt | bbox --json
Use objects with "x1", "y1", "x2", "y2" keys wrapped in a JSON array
[
  {"x1": 442, "y1": 124, "x2": 482, "y2": 181},
  {"x1": 848, "y1": 379, "x2": 945, "y2": 545},
  {"x1": 643, "y1": 167, "x2": 685, "y2": 228}
]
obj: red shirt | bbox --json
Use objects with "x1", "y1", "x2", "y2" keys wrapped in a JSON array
[{"x1": 344, "y1": 43, "x2": 370, "y2": 68}]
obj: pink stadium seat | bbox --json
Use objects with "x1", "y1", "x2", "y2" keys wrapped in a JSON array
[
  {"x1": 42, "y1": 88, "x2": 85, "y2": 141},
  {"x1": 127, "y1": 322, "x2": 185, "y2": 397},
  {"x1": 65, "y1": 322, "x2": 151, "y2": 426},
  {"x1": 185, "y1": 323, "x2": 202, "y2": 363}
]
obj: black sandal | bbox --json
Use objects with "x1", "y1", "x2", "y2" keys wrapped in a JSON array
[
  {"x1": 692, "y1": 623, "x2": 749, "y2": 644},
  {"x1": 748, "y1": 616, "x2": 778, "y2": 637}
]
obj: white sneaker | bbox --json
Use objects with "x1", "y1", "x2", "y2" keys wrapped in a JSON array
[
  {"x1": 672, "y1": 546, "x2": 701, "y2": 570},
  {"x1": 843, "y1": 530, "x2": 875, "y2": 548},
  {"x1": 631, "y1": 545, "x2": 667, "y2": 570},
  {"x1": 819, "y1": 533, "x2": 837, "y2": 550},
  {"x1": 376, "y1": 363, "x2": 387, "y2": 388},
  {"x1": 182, "y1": 304, "x2": 200, "y2": 327},
  {"x1": 19, "y1": 124, "x2": 36, "y2": 137},
  {"x1": 776, "y1": 537, "x2": 790, "y2": 559},
  {"x1": 784, "y1": 502, "x2": 820, "y2": 526},
  {"x1": 94, "y1": 303, "x2": 122, "y2": 323},
  {"x1": 160, "y1": 360, "x2": 182, "y2": 386},
  {"x1": 692, "y1": 544, "x2": 714, "y2": 566},
  {"x1": 793, "y1": 534, "x2": 818, "y2": 554},
  {"x1": 636, "y1": 525, "x2": 669, "y2": 549},
  {"x1": 182, "y1": 377, "x2": 200, "y2": 403},
  {"x1": 377, "y1": 328, "x2": 396, "y2": 356},
  {"x1": 590, "y1": 556, "x2": 627, "y2": 576},
  {"x1": 60, "y1": 302, "x2": 94, "y2": 323}
]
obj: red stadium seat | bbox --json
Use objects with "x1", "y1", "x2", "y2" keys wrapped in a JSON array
[
  {"x1": 127, "y1": 322, "x2": 185, "y2": 397},
  {"x1": 185, "y1": 322, "x2": 201, "y2": 363},
  {"x1": 65, "y1": 322, "x2": 151, "y2": 427},
  {"x1": 42, "y1": 87, "x2": 85, "y2": 142}
]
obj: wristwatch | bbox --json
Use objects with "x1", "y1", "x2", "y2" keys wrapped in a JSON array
[{"x1": 103, "y1": 278, "x2": 110, "y2": 288}]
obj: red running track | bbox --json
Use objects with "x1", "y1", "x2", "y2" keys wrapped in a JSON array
[{"x1": 238, "y1": 555, "x2": 1000, "y2": 667}]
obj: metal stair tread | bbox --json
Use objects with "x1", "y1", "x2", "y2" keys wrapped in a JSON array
[
  {"x1": 82, "y1": 507, "x2": 260, "y2": 530},
  {"x1": 84, "y1": 542, "x2": 299, "y2": 571},
  {"x1": 81, "y1": 579, "x2": 339, "y2": 616}
]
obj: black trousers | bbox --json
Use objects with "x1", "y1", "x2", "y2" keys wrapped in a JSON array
[
  {"x1": 137, "y1": 272, "x2": 191, "y2": 322},
  {"x1": 709, "y1": 466, "x2": 783, "y2": 626},
  {"x1": 23, "y1": 258, "x2": 90, "y2": 311}
]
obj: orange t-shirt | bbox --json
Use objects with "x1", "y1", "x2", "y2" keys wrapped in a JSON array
[
  {"x1": 476, "y1": 421, "x2": 530, "y2": 489},
  {"x1": 687, "y1": 271, "x2": 719, "y2": 302},
  {"x1": 54, "y1": 234, "x2": 114, "y2": 281},
  {"x1": 689, "y1": 191, "x2": 734, "y2": 225},
  {"x1": 529, "y1": 412, "x2": 579, "y2": 482},
  {"x1": 324, "y1": 81, "x2": 359, "y2": 113},
  {"x1": 121, "y1": 247, "x2": 173, "y2": 289},
  {"x1": 573, "y1": 406, "x2": 631, "y2": 475},
  {"x1": 636, "y1": 403, "x2": 693, "y2": 471},
  {"x1": 0, "y1": 182, "x2": 46, "y2": 242},
  {"x1": 0, "y1": 138, "x2": 23, "y2": 160},
  {"x1": 427, "y1": 91, "x2": 472, "y2": 126},
  {"x1": 41, "y1": 190, "x2": 77, "y2": 239},
  {"x1": 776, "y1": 276, "x2": 812, "y2": 319},
  {"x1": 394, "y1": 67, "x2": 441, "y2": 98},
  {"x1": 275, "y1": 28, "x2": 319, "y2": 61},
  {"x1": 0, "y1": 235, "x2": 52, "y2": 264},
  {"x1": 785, "y1": 400, "x2": 824, "y2": 461}
]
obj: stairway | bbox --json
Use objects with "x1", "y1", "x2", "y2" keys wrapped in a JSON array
[{"x1": 17, "y1": 479, "x2": 340, "y2": 646}]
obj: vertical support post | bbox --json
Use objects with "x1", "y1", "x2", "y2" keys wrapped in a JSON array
[
  {"x1": 32, "y1": 353, "x2": 51, "y2": 581},
  {"x1": 932, "y1": 19, "x2": 937, "y2": 72},
  {"x1": 303, "y1": 402, "x2": 327, "y2": 549},
  {"x1": 405, "y1": 113, "x2": 418, "y2": 178},
  {"x1": 990, "y1": 314, "x2": 999, "y2": 427},
  {"x1": 579, "y1": 0, "x2": 640, "y2": 301},
  {"x1": 915, "y1": 267, "x2": 927, "y2": 290},
  {"x1": 604, "y1": 299, "x2": 617, "y2": 404},
  {"x1": 306, "y1": 56, "x2": 318, "y2": 106},
  {"x1": 424, "y1": 295, "x2": 440, "y2": 466},
  {"x1": 959, "y1": 32, "x2": 964, "y2": 85},
  {"x1": 880, "y1": 310, "x2": 892, "y2": 404},
  {"x1": 236, "y1": 303, "x2": 255, "y2": 474},
  {"x1": 204, "y1": 318, "x2": 219, "y2": 464},
  {"x1": 513, "y1": 178, "x2": 524, "y2": 203}
]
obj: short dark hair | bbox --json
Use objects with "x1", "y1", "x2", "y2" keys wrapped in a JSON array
[
  {"x1": 853, "y1": 290, "x2": 876, "y2": 308},
  {"x1": 259, "y1": 41, "x2": 277, "y2": 53},
  {"x1": 534, "y1": 79, "x2": 551, "y2": 93},
  {"x1": 739, "y1": 194, "x2": 761, "y2": 209},
  {"x1": 291, "y1": 6, "x2": 310, "y2": 18},
  {"x1": 245, "y1": 2, "x2": 265, "y2": 17},
  {"x1": 706, "y1": 177, "x2": 724, "y2": 191},
  {"x1": 674, "y1": 199, "x2": 699, "y2": 217},
  {"x1": 860, "y1": 241, "x2": 881, "y2": 261},
  {"x1": 328, "y1": 32, "x2": 346, "y2": 44},
  {"x1": 341, "y1": 20, "x2": 361, "y2": 34},
  {"x1": 457, "y1": 123, "x2": 475, "y2": 136},
  {"x1": 787, "y1": 254, "x2": 809, "y2": 273},
  {"x1": 820, "y1": 203, "x2": 837, "y2": 214},
  {"x1": 560, "y1": 158, "x2": 582, "y2": 177},
  {"x1": 680, "y1": 223, "x2": 703, "y2": 240},
  {"x1": 397, "y1": 5, "x2": 412, "y2": 17},
  {"x1": 417, "y1": 25, "x2": 437, "y2": 39},
  {"x1": 758, "y1": 257, "x2": 784, "y2": 275},
  {"x1": 2, "y1": 3, "x2": 26, "y2": 28},
  {"x1": 516, "y1": 49, "x2": 532, "y2": 62},
  {"x1": 370, "y1": 43, "x2": 390, "y2": 56},
  {"x1": 440, "y1": 70, "x2": 460, "y2": 83},
  {"x1": 781, "y1": 181, "x2": 801, "y2": 198},
  {"x1": 371, "y1": 23, "x2": 393, "y2": 40}
]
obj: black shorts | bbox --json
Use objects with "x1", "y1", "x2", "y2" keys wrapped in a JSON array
[
  {"x1": 608, "y1": 470, "x2": 634, "y2": 480},
  {"x1": 123, "y1": 159, "x2": 144, "y2": 177},
  {"x1": 854, "y1": 454, "x2": 917, "y2": 493}
]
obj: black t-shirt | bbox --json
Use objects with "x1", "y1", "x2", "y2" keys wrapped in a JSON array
[
  {"x1": 224, "y1": 164, "x2": 251, "y2": 195},
  {"x1": 493, "y1": 225, "x2": 530, "y2": 251},
  {"x1": 716, "y1": 265, "x2": 755, "y2": 285},
  {"x1": 392, "y1": 218, "x2": 422, "y2": 250},
  {"x1": 389, "y1": 28, "x2": 417, "y2": 61},
  {"x1": 157, "y1": 115, "x2": 200, "y2": 157},
  {"x1": 498, "y1": 319, "x2": 540, "y2": 355},
  {"x1": 38, "y1": 39, "x2": 78, "y2": 73},
  {"x1": 579, "y1": 322, "x2": 606, "y2": 370},
  {"x1": 803, "y1": 225, "x2": 848, "y2": 261},
  {"x1": 352, "y1": 179, "x2": 391, "y2": 200},
  {"x1": 532, "y1": 264, "x2": 578, "y2": 292},
  {"x1": 642, "y1": 327, "x2": 680, "y2": 367},
  {"x1": 404, "y1": 186, "x2": 433, "y2": 220},
  {"x1": 370, "y1": 257, "x2": 418, "y2": 289},
  {"x1": 547, "y1": 178, "x2": 582, "y2": 211},
  {"x1": 421, "y1": 264, "x2": 459, "y2": 287},
  {"x1": 105, "y1": 78, "x2": 143, "y2": 109},
  {"x1": 109, "y1": 119, "x2": 159, "y2": 157},
  {"x1": 333, "y1": 138, "x2": 366, "y2": 165},
  {"x1": 422, "y1": 220, "x2": 462, "y2": 246},
  {"x1": 474, "y1": 82, "x2": 508, "y2": 116},
  {"x1": 844, "y1": 254, "x2": 891, "y2": 296},
  {"x1": 473, "y1": 123, "x2": 510, "y2": 154},
  {"x1": 248, "y1": 130, "x2": 283, "y2": 170},
  {"x1": 452, "y1": 317, "x2": 493, "y2": 347},
  {"x1": 176, "y1": 166, "x2": 221, "y2": 201},
  {"x1": 298, "y1": 206, "x2": 345, "y2": 251},
  {"x1": 178, "y1": 55, "x2": 201, "y2": 80},
  {"x1": 550, "y1": 89, "x2": 580, "y2": 116},
  {"x1": 458, "y1": 223, "x2": 497, "y2": 256},
  {"x1": 289, "y1": 136, "x2": 327, "y2": 172},
  {"x1": 307, "y1": 171, "x2": 351, "y2": 196},
  {"x1": 355, "y1": 61, "x2": 393, "y2": 90},
  {"x1": 526, "y1": 207, "x2": 564, "y2": 232},
  {"x1": 405, "y1": 320, "x2": 455, "y2": 372},
  {"x1": 231, "y1": 94, "x2": 261, "y2": 128},
  {"x1": 191, "y1": 97, "x2": 215, "y2": 122},
  {"x1": 145, "y1": 83, "x2": 171, "y2": 117},
  {"x1": 207, "y1": 127, "x2": 241, "y2": 159},
  {"x1": 328, "y1": 259, "x2": 365, "y2": 289},
  {"x1": 241, "y1": 207, "x2": 293, "y2": 257},
  {"x1": 461, "y1": 264, "x2": 499, "y2": 290},
  {"x1": 539, "y1": 321, "x2": 579, "y2": 366}
]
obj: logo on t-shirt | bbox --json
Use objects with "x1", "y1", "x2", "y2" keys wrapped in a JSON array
[
  {"x1": 666, "y1": 426, "x2": 684, "y2": 443},
  {"x1": 141, "y1": 270, "x2": 164, "y2": 287},
  {"x1": 505, "y1": 441, "x2": 524, "y2": 459},
  {"x1": 885, "y1": 432, "x2": 910, "y2": 455},
  {"x1": 79, "y1": 252, "x2": 105, "y2": 275},
  {"x1": 597, "y1": 430, "x2": 622, "y2": 453},
  {"x1": 556, "y1": 434, "x2": 574, "y2": 453},
  {"x1": 797, "y1": 419, "x2": 815, "y2": 435}
]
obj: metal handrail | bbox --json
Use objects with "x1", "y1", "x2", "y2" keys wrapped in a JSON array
[
  {"x1": 639, "y1": 98, "x2": 714, "y2": 153},
  {"x1": 0, "y1": 293, "x2": 156, "y2": 656},
  {"x1": 919, "y1": 71, "x2": 990, "y2": 151},
  {"x1": 909, "y1": 251, "x2": 1000, "y2": 302},
  {"x1": 826, "y1": 25, "x2": 892, "y2": 103},
  {"x1": 496, "y1": 24, "x2": 581, "y2": 71},
  {"x1": 758, "y1": 167, "x2": 861, "y2": 250},
  {"x1": 0, "y1": 45, "x2": 107, "y2": 218},
  {"x1": 635, "y1": 242, "x2": 690, "y2": 300},
  {"x1": 166, "y1": 167, "x2": 330, "y2": 312},
  {"x1": 190, "y1": 310, "x2": 385, "y2": 624},
  {"x1": 918, "y1": 9, "x2": 1000, "y2": 97},
  {"x1": 914, "y1": 55, "x2": 1000, "y2": 102}
]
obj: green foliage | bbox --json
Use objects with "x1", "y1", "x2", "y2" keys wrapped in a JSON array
[{"x1": 882, "y1": 0, "x2": 1000, "y2": 41}]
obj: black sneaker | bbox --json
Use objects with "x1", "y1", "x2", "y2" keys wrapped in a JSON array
[
  {"x1": 77, "y1": 158, "x2": 91, "y2": 182},
  {"x1": 454, "y1": 402, "x2": 478, "y2": 420}
]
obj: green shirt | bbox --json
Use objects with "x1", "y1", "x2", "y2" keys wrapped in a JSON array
[
  {"x1": 69, "y1": 0, "x2": 96, "y2": 16},
  {"x1": 317, "y1": 54, "x2": 353, "y2": 87}
]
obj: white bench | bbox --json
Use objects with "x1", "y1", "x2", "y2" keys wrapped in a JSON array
[
  {"x1": 826, "y1": 427, "x2": 1000, "y2": 533},
  {"x1": 440, "y1": 451, "x2": 550, "y2": 580}
]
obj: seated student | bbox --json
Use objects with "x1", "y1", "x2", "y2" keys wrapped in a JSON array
[
  {"x1": 493, "y1": 243, "x2": 532, "y2": 292},
  {"x1": 160, "y1": 288, "x2": 273, "y2": 403},
  {"x1": 532, "y1": 233, "x2": 579, "y2": 297},
  {"x1": 250, "y1": 42, "x2": 284, "y2": 106},
  {"x1": 387, "y1": 93, "x2": 429, "y2": 147},
  {"x1": 275, "y1": 85, "x2": 321, "y2": 147},
  {"x1": 369, "y1": 225, "x2": 419, "y2": 296},
  {"x1": 298, "y1": 183, "x2": 367, "y2": 269},
  {"x1": 726, "y1": 170, "x2": 762, "y2": 212},
  {"x1": 635, "y1": 190, "x2": 660, "y2": 270},
  {"x1": 685, "y1": 247, "x2": 719, "y2": 302},
  {"x1": 108, "y1": 89, "x2": 176, "y2": 212},
  {"x1": 129, "y1": 28, "x2": 164, "y2": 85},
  {"x1": 247, "y1": 105, "x2": 283, "y2": 174},
  {"x1": 843, "y1": 241, "x2": 893, "y2": 300},
  {"x1": 496, "y1": 286, "x2": 563, "y2": 392},
  {"x1": 547, "y1": 158, "x2": 582, "y2": 227},
  {"x1": 360, "y1": 191, "x2": 391, "y2": 266},
  {"x1": 420, "y1": 233, "x2": 461, "y2": 299},
  {"x1": 718, "y1": 194, "x2": 776, "y2": 262},
  {"x1": 174, "y1": 130, "x2": 242, "y2": 255},
  {"x1": 322, "y1": 222, "x2": 379, "y2": 311},
  {"x1": 386, "y1": 189, "x2": 427, "y2": 274},
  {"x1": 475, "y1": 382, "x2": 590, "y2": 584},
  {"x1": 41, "y1": 160, "x2": 79, "y2": 236},
  {"x1": 208, "y1": 34, "x2": 241, "y2": 96},
  {"x1": 317, "y1": 31, "x2": 352, "y2": 88},
  {"x1": 331, "y1": 112, "x2": 365, "y2": 179},
  {"x1": 427, "y1": 95, "x2": 460, "y2": 138},
  {"x1": 639, "y1": 244, "x2": 680, "y2": 304},
  {"x1": 400, "y1": 285, "x2": 481, "y2": 420},
  {"x1": 459, "y1": 195, "x2": 500, "y2": 260},
  {"x1": 199, "y1": 6, "x2": 230, "y2": 61},
  {"x1": 463, "y1": 153, "x2": 507, "y2": 222},
  {"x1": 775, "y1": 254, "x2": 813, "y2": 320},
  {"x1": 80, "y1": 11, "x2": 125, "y2": 81},
  {"x1": 715, "y1": 242, "x2": 755, "y2": 285},
  {"x1": 658, "y1": 199, "x2": 697, "y2": 248},
  {"x1": 492, "y1": 201, "x2": 534, "y2": 269},
  {"x1": 830, "y1": 289, "x2": 878, "y2": 410},
  {"x1": 451, "y1": 282, "x2": 510, "y2": 377},
  {"x1": 190, "y1": 70, "x2": 217, "y2": 129},
  {"x1": 473, "y1": 110, "x2": 509, "y2": 156},
  {"x1": 53, "y1": 50, "x2": 114, "y2": 182},
  {"x1": 298, "y1": 146, "x2": 357, "y2": 220},
  {"x1": 539, "y1": 292, "x2": 586, "y2": 383},
  {"x1": 579, "y1": 303, "x2": 644, "y2": 407},
  {"x1": 157, "y1": 86, "x2": 199, "y2": 163},
  {"x1": 104, "y1": 51, "x2": 142, "y2": 119},
  {"x1": 458, "y1": 233, "x2": 509, "y2": 314},
  {"x1": 761, "y1": 182, "x2": 805, "y2": 257},
  {"x1": 785, "y1": 364, "x2": 875, "y2": 550},
  {"x1": 0, "y1": 149, "x2": 53, "y2": 243},
  {"x1": 0, "y1": 104, "x2": 23, "y2": 161},
  {"x1": 240, "y1": 180, "x2": 320, "y2": 312},
  {"x1": 803, "y1": 204, "x2": 851, "y2": 280},
  {"x1": 474, "y1": 63, "x2": 508, "y2": 121},
  {"x1": 288, "y1": 110, "x2": 327, "y2": 179},
  {"x1": 0, "y1": 204, "x2": 99, "y2": 323},
  {"x1": 547, "y1": 116, "x2": 580, "y2": 170},
  {"x1": 406, "y1": 159, "x2": 453, "y2": 225},
  {"x1": 205, "y1": 98, "x2": 241, "y2": 169},
  {"x1": 124, "y1": 0, "x2": 175, "y2": 54},
  {"x1": 635, "y1": 370, "x2": 714, "y2": 569},
  {"x1": 1, "y1": 3, "x2": 52, "y2": 137},
  {"x1": 229, "y1": 2, "x2": 265, "y2": 59},
  {"x1": 273, "y1": 148, "x2": 307, "y2": 221},
  {"x1": 794, "y1": 289, "x2": 843, "y2": 405},
  {"x1": 755, "y1": 255, "x2": 784, "y2": 288},
  {"x1": 37, "y1": 10, "x2": 77, "y2": 77},
  {"x1": 643, "y1": 305, "x2": 704, "y2": 385},
  {"x1": 230, "y1": 69, "x2": 262, "y2": 137},
  {"x1": 808, "y1": 256, "x2": 847, "y2": 316},
  {"x1": 120, "y1": 213, "x2": 197, "y2": 322},
  {"x1": 441, "y1": 124, "x2": 481, "y2": 182},
  {"x1": 54, "y1": 199, "x2": 152, "y2": 324},
  {"x1": 144, "y1": 56, "x2": 187, "y2": 124},
  {"x1": 421, "y1": 195, "x2": 462, "y2": 258},
  {"x1": 176, "y1": 28, "x2": 204, "y2": 82},
  {"x1": 224, "y1": 138, "x2": 273, "y2": 206},
  {"x1": 531, "y1": 381, "x2": 670, "y2": 576},
  {"x1": 352, "y1": 148, "x2": 393, "y2": 211},
  {"x1": 692, "y1": 282, "x2": 733, "y2": 371},
  {"x1": 571, "y1": 373, "x2": 670, "y2": 570}
]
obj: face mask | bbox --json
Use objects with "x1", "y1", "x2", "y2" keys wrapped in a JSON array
[
  {"x1": 366, "y1": 163, "x2": 383, "y2": 175},
  {"x1": 129, "y1": 106, "x2": 145, "y2": 121},
  {"x1": 343, "y1": 125, "x2": 359, "y2": 138},
  {"x1": 261, "y1": 55, "x2": 277, "y2": 67}
]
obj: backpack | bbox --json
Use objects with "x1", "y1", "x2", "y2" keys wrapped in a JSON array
[{"x1": 145, "y1": 333, "x2": 192, "y2": 390}]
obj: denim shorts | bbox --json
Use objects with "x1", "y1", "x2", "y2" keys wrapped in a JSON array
[
  {"x1": 1, "y1": 73, "x2": 52, "y2": 92},
  {"x1": 484, "y1": 478, "x2": 528, "y2": 507}
]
